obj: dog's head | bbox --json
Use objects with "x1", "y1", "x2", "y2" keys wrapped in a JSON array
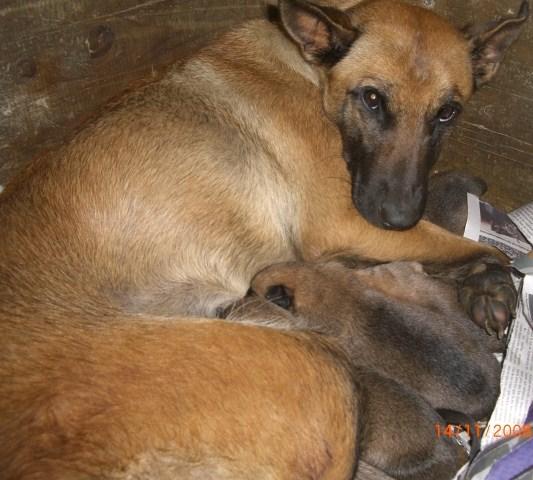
[{"x1": 279, "y1": 0, "x2": 529, "y2": 230}]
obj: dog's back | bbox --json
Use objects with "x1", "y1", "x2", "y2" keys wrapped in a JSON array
[{"x1": 0, "y1": 18, "x2": 331, "y2": 319}]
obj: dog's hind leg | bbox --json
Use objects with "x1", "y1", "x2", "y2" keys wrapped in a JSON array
[{"x1": 0, "y1": 316, "x2": 359, "y2": 480}]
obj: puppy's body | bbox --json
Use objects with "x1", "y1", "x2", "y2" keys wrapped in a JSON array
[{"x1": 243, "y1": 261, "x2": 501, "y2": 419}]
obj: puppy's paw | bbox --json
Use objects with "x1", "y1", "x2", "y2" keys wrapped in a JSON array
[{"x1": 459, "y1": 262, "x2": 517, "y2": 338}]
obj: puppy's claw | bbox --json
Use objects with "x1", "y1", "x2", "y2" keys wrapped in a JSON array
[
  {"x1": 493, "y1": 326, "x2": 505, "y2": 340},
  {"x1": 484, "y1": 319, "x2": 493, "y2": 337}
]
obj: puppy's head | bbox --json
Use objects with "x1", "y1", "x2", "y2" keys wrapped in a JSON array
[
  {"x1": 279, "y1": 0, "x2": 529, "y2": 230},
  {"x1": 246, "y1": 260, "x2": 427, "y2": 320},
  {"x1": 218, "y1": 261, "x2": 354, "y2": 334},
  {"x1": 242, "y1": 261, "x2": 359, "y2": 335}
]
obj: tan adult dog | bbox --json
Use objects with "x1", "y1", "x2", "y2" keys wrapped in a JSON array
[
  {"x1": 0, "y1": 0, "x2": 529, "y2": 478},
  {"x1": 0, "y1": 0, "x2": 527, "y2": 331}
]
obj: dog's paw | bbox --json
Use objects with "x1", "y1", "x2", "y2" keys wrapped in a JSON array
[{"x1": 459, "y1": 262, "x2": 517, "y2": 338}]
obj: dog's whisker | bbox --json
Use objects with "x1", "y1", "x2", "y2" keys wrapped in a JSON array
[{"x1": 224, "y1": 297, "x2": 268, "y2": 320}]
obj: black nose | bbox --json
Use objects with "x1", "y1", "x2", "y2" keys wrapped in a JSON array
[
  {"x1": 380, "y1": 187, "x2": 423, "y2": 230},
  {"x1": 380, "y1": 203, "x2": 418, "y2": 230}
]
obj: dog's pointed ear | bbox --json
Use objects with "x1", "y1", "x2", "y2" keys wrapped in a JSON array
[
  {"x1": 465, "y1": 0, "x2": 529, "y2": 89},
  {"x1": 278, "y1": 0, "x2": 358, "y2": 66}
]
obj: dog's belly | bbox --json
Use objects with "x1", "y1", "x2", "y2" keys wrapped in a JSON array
[{"x1": 113, "y1": 232, "x2": 297, "y2": 318}]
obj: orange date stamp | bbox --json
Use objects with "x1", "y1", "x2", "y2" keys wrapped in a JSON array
[{"x1": 435, "y1": 423, "x2": 533, "y2": 440}]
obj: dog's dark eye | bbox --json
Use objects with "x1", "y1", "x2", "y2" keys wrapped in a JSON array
[
  {"x1": 264, "y1": 284, "x2": 293, "y2": 311},
  {"x1": 437, "y1": 104, "x2": 460, "y2": 124},
  {"x1": 361, "y1": 88, "x2": 383, "y2": 113}
]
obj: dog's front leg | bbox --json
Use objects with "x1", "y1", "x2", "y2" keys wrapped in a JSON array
[{"x1": 300, "y1": 215, "x2": 516, "y2": 335}]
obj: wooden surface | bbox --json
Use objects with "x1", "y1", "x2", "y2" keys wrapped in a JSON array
[
  {"x1": 414, "y1": 0, "x2": 533, "y2": 210},
  {"x1": 0, "y1": 0, "x2": 265, "y2": 184},
  {"x1": 1, "y1": 0, "x2": 532, "y2": 210}
]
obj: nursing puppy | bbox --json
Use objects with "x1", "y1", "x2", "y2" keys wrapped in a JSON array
[
  {"x1": 0, "y1": 0, "x2": 527, "y2": 334},
  {"x1": 232, "y1": 260, "x2": 501, "y2": 420}
]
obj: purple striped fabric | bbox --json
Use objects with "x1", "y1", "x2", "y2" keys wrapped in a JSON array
[
  {"x1": 486, "y1": 402, "x2": 533, "y2": 480},
  {"x1": 485, "y1": 438, "x2": 533, "y2": 480}
]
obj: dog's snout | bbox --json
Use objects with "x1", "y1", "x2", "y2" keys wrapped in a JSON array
[
  {"x1": 215, "y1": 288, "x2": 256, "y2": 318},
  {"x1": 380, "y1": 185, "x2": 424, "y2": 230},
  {"x1": 353, "y1": 169, "x2": 428, "y2": 230},
  {"x1": 380, "y1": 203, "x2": 414, "y2": 230}
]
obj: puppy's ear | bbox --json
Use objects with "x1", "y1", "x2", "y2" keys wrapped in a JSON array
[
  {"x1": 465, "y1": 0, "x2": 529, "y2": 89},
  {"x1": 278, "y1": 0, "x2": 358, "y2": 66}
]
